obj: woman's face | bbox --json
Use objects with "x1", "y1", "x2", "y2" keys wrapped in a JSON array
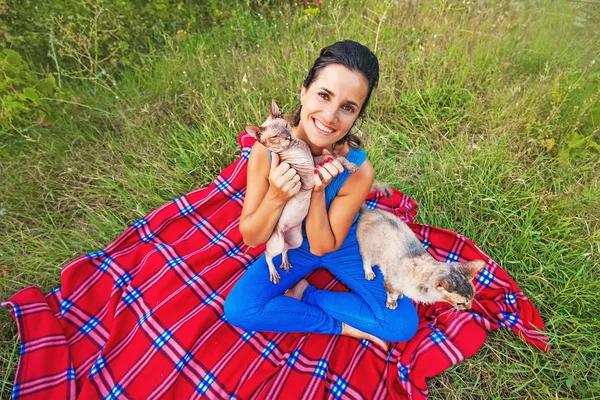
[{"x1": 298, "y1": 64, "x2": 369, "y2": 152}]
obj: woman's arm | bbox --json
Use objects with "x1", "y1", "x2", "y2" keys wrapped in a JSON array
[
  {"x1": 304, "y1": 159, "x2": 374, "y2": 256},
  {"x1": 239, "y1": 143, "x2": 301, "y2": 247}
]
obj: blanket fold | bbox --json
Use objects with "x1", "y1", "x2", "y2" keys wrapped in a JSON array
[{"x1": 2, "y1": 132, "x2": 548, "y2": 400}]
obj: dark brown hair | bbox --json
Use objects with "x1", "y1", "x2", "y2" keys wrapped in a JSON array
[{"x1": 293, "y1": 40, "x2": 379, "y2": 149}]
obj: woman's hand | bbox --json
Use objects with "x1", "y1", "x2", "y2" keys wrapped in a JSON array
[
  {"x1": 313, "y1": 148, "x2": 344, "y2": 192},
  {"x1": 267, "y1": 152, "x2": 302, "y2": 201}
]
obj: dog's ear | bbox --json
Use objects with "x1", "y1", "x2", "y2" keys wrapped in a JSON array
[
  {"x1": 457, "y1": 260, "x2": 486, "y2": 280},
  {"x1": 245, "y1": 125, "x2": 264, "y2": 141},
  {"x1": 270, "y1": 99, "x2": 282, "y2": 119}
]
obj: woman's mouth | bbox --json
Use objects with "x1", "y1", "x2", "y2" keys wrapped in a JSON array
[{"x1": 313, "y1": 118, "x2": 335, "y2": 136}]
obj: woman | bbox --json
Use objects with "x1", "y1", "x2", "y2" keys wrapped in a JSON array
[{"x1": 224, "y1": 40, "x2": 418, "y2": 348}]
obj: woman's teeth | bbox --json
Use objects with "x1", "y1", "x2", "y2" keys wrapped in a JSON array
[{"x1": 314, "y1": 118, "x2": 334, "y2": 134}]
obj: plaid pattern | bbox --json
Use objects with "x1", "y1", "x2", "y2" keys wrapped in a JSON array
[{"x1": 1, "y1": 132, "x2": 548, "y2": 400}]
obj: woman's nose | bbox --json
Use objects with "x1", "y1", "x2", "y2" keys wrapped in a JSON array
[{"x1": 321, "y1": 104, "x2": 338, "y2": 123}]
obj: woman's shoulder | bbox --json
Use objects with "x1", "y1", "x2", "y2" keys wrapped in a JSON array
[
  {"x1": 250, "y1": 141, "x2": 269, "y2": 157},
  {"x1": 351, "y1": 157, "x2": 374, "y2": 182},
  {"x1": 338, "y1": 157, "x2": 374, "y2": 197}
]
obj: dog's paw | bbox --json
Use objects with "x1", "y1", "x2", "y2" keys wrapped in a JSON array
[
  {"x1": 365, "y1": 271, "x2": 375, "y2": 280},
  {"x1": 345, "y1": 162, "x2": 359, "y2": 174},
  {"x1": 270, "y1": 270, "x2": 281, "y2": 284},
  {"x1": 280, "y1": 260, "x2": 293, "y2": 272},
  {"x1": 386, "y1": 300, "x2": 398, "y2": 310}
]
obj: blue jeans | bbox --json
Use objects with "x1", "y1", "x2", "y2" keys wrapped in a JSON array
[{"x1": 224, "y1": 225, "x2": 418, "y2": 342}]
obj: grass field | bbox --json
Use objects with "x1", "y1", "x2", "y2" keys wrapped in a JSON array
[{"x1": 1, "y1": 0, "x2": 599, "y2": 398}]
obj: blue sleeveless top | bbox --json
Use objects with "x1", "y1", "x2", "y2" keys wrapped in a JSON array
[
  {"x1": 323, "y1": 147, "x2": 367, "y2": 212},
  {"x1": 268, "y1": 147, "x2": 368, "y2": 224}
]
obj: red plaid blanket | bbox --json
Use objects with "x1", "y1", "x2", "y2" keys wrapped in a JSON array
[{"x1": 2, "y1": 132, "x2": 548, "y2": 399}]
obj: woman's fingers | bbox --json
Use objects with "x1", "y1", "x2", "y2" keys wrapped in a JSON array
[
  {"x1": 330, "y1": 158, "x2": 344, "y2": 173},
  {"x1": 282, "y1": 178, "x2": 301, "y2": 195},
  {"x1": 281, "y1": 179, "x2": 296, "y2": 192},
  {"x1": 320, "y1": 161, "x2": 339, "y2": 177},
  {"x1": 270, "y1": 162, "x2": 301, "y2": 199},
  {"x1": 275, "y1": 167, "x2": 297, "y2": 191},
  {"x1": 270, "y1": 162, "x2": 291, "y2": 185},
  {"x1": 281, "y1": 167, "x2": 297, "y2": 182},
  {"x1": 317, "y1": 165, "x2": 333, "y2": 182},
  {"x1": 313, "y1": 168, "x2": 323, "y2": 189},
  {"x1": 274, "y1": 161, "x2": 290, "y2": 176},
  {"x1": 291, "y1": 180, "x2": 302, "y2": 195},
  {"x1": 313, "y1": 166, "x2": 332, "y2": 193}
]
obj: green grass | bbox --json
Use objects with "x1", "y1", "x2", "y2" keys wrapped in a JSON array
[{"x1": 1, "y1": 0, "x2": 599, "y2": 398}]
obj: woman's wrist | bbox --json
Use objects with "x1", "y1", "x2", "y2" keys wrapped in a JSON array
[
  {"x1": 308, "y1": 190, "x2": 327, "y2": 216},
  {"x1": 265, "y1": 187, "x2": 290, "y2": 207},
  {"x1": 311, "y1": 190, "x2": 326, "y2": 200}
]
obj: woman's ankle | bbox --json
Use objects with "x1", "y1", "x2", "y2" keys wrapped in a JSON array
[{"x1": 283, "y1": 278, "x2": 310, "y2": 301}]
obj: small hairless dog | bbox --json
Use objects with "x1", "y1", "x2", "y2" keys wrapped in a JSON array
[{"x1": 245, "y1": 99, "x2": 359, "y2": 283}]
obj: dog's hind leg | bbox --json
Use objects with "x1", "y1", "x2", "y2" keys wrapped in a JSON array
[
  {"x1": 281, "y1": 225, "x2": 303, "y2": 272},
  {"x1": 266, "y1": 229, "x2": 285, "y2": 284}
]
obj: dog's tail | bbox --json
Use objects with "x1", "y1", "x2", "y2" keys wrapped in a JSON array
[{"x1": 370, "y1": 181, "x2": 393, "y2": 198}]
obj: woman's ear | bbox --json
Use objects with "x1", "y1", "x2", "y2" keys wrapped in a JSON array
[{"x1": 300, "y1": 85, "x2": 307, "y2": 104}]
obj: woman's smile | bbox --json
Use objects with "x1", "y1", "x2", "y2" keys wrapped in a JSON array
[{"x1": 313, "y1": 117, "x2": 336, "y2": 135}]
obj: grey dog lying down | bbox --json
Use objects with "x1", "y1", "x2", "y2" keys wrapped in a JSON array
[{"x1": 245, "y1": 99, "x2": 359, "y2": 284}]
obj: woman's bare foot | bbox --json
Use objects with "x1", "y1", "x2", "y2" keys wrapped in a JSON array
[
  {"x1": 341, "y1": 322, "x2": 389, "y2": 351},
  {"x1": 283, "y1": 279, "x2": 310, "y2": 300},
  {"x1": 284, "y1": 282, "x2": 388, "y2": 350}
]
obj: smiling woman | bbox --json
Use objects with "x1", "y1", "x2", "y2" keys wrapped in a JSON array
[
  {"x1": 224, "y1": 40, "x2": 418, "y2": 348},
  {"x1": 296, "y1": 64, "x2": 368, "y2": 151},
  {"x1": 293, "y1": 41, "x2": 379, "y2": 152}
]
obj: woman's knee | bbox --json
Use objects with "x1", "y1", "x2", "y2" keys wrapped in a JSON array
[
  {"x1": 224, "y1": 284, "x2": 259, "y2": 330},
  {"x1": 383, "y1": 299, "x2": 419, "y2": 342}
]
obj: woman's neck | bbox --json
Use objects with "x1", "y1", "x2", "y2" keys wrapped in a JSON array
[{"x1": 292, "y1": 126, "x2": 324, "y2": 156}]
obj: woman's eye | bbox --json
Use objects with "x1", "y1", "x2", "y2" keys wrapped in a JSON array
[
  {"x1": 343, "y1": 105, "x2": 355, "y2": 113},
  {"x1": 318, "y1": 92, "x2": 329, "y2": 100}
]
